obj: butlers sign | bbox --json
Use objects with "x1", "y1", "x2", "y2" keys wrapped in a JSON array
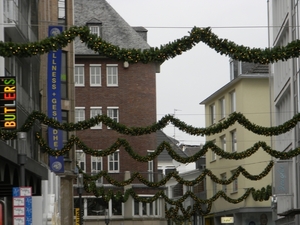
[{"x1": 0, "y1": 77, "x2": 16, "y2": 129}]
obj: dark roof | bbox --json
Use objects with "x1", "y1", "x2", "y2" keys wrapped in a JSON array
[
  {"x1": 183, "y1": 145, "x2": 203, "y2": 157},
  {"x1": 74, "y1": 0, "x2": 150, "y2": 55},
  {"x1": 156, "y1": 130, "x2": 187, "y2": 162},
  {"x1": 244, "y1": 63, "x2": 269, "y2": 74}
]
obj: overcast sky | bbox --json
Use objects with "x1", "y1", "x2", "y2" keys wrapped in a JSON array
[{"x1": 108, "y1": 0, "x2": 269, "y2": 145}]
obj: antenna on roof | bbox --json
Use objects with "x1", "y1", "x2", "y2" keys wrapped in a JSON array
[{"x1": 173, "y1": 109, "x2": 181, "y2": 140}]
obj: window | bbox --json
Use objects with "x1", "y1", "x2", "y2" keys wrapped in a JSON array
[
  {"x1": 133, "y1": 197, "x2": 160, "y2": 216},
  {"x1": 210, "y1": 104, "x2": 216, "y2": 125},
  {"x1": 89, "y1": 26, "x2": 100, "y2": 36},
  {"x1": 91, "y1": 154, "x2": 102, "y2": 184},
  {"x1": 230, "y1": 91, "x2": 236, "y2": 113},
  {"x1": 231, "y1": 130, "x2": 237, "y2": 152},
  {"x1": 212, "y1": 180, "x2": 217, "y2": 196},
  {"x1": 219, "y1": 97, "x2": 225, "y2": 119},
  {"x1": 90, "y1": 64, "x2": 101, "y2": 86},
  {"x1": 221, "y1": 173, "x2": 227, "y2": 193},
  {"x1": 61, "y1": 51, "x2": 67, "y2": 99},
  {"x1": 211, "y1": 140, "x2": 216, "y2": 161},
  {"x1": 58, "y1": 0, "x2": 65, "y2": 19},
  {"x1": 86, "y1": 197, "x2": 107, "y2": 216},
  {"x1": 74, "y1": 64, "x2": 84, "y2": 86},
  {"x1": 106, "y1": 64, "x2": 118, "y2": 86},
  {"x1": 107, "y1": 107, "x2": 119, "y2": 129},
  {"x1": 90, "y1": 107, "x2": 102, "y2": 129},
  {"x1": 220, "y1": 135, "x2": 226, "y2": 152},
  {"x1": 231, "y1": 170, "x2": 238, "y2": 192},
  {"x1": 112, "y1": 198, "x2": 123, "y2": 216},
  {"x1": 76, "y1": 150, "x2": 85, "y2": 172},
  {"x1": 148, "y1": 150, "x2": 154, "y2": 182},
  {"x1": 108, "y1": 151, "x2": 119, "y2": 172},
  {"x1": 75, "y1": 107, "x2": 85, "y2": 123}
]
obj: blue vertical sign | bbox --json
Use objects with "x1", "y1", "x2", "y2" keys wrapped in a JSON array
[{"x1": 48, "y1": 26, "x2": 64, "y2": 173}]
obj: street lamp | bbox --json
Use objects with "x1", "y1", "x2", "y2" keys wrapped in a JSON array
[
  {"x1": 77, "y1": 173, "x2": 84, "y2": 225},
  {"x1": 104, "y1": 209, "x2": 110, "y2": 225},
  {"x1": 17, "y1": 132, "x2": 27, "y2": 187}
]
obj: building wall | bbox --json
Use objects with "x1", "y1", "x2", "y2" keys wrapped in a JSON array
[
  {"x1": 203, "y1": 77, "x2": 272, "y2": 216},
  {"x1": 75, "y1": 59, "x2": 157, "y2": 171},
  {"x1": 38, "y1": 0, "x2": 76, "y2": 224},
  {"x1": 269, "y1": 1, "x2": 300, "y2": 224}
]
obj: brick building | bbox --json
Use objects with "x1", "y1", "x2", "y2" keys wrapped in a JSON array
[{"x1": 73, "y1": 1, "x2": 166, "y2": 224}]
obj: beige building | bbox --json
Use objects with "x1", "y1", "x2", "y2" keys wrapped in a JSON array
[{"x1": 200, "y1": 61, "x2": 273, "y2": 225}]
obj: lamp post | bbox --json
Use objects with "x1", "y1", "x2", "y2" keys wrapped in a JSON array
[
  {"x1": 77, "y1": 173, "x2": 84, "y2": 225},
  {"x1": 17, "y1": 132, "x2": 27, "y2": 187},
  {"x1": 104, "y1": 209, "x2": 110, "y2": 225}
]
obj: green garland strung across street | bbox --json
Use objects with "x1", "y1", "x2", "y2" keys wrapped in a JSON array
[
  {"x1": 36, "y1": 132, "x2": 300, "y2": 161},
  {"x1": 83, "y1": 183, "x2": 269, "y2": 217},
  {"x1": 2, "y1": 26, "x2": 300, "y2": 64},
  {"x1": 2, "y1": 111, "x2": 300, "y2": 141},
  {"x1": 79, "y1": 161, "x2": 273, "y2": 187}
]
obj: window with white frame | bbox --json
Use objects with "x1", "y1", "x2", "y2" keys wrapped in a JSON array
[
  {"x1": 90, "y1": 64, "x2": 101, "y2": 86},
  {"x1": 219, "y1": 97, "x2": 225, "y2": 119},
  {"x1": 210, "y1": 104, "x2": 216, "y2": 125},
  {"x1": 148, "y1": 150, "x2": 154, "y2": 182},
  {"x1": 230, "y1": 91, "x2": 236, "y2": 113},
  {"x1": 108, "y1": 150, "x2": 119, "y2": 172},
  {"x1": 231, "y1": 170, "x2": 238, "y2": 192},
  {"x1": 106, "y1": 64, "x2": 118, "y2": 86},
  {"x1": 220, "y1": 135, "x2": 226, "y2": 152},
  {"x1": 221, "y1": 173, "x2": 227, "y2": 193},
  {"x1": 76, "y1": 150, "x2": 86, "y2": 172},
  {"x1": 89, "y1": 26, "x2": 100, "y2": 36},
  {"x1": 90, "y1": 107, "x2": 102, "y2": 129},
  {"x1": 58, "y1": 0, "x2": 65, "y2": 19},
  {"x1": 74, "y1": 64, "x2": 84, "y2": 86},
  {"x1": 75, "y1": 107, "x2": 85, "y2": 123},
  {"x1": 107, "y1": 107, "x2": 119, "y2": 129},
  {"x1": 231, "y1": 130, "x2": 237, "y2": 152},
  {"x1": 133, "y1": 197, "x2": 160, "y2": 216},
  {"x1": 91, "y1": 153, "x2": 102, "y2": 184}
]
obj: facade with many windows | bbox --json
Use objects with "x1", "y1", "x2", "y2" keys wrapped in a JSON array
[
  {"x1": 73, "y1": 0, "x2": 165, "y2": 224},
  {"x1": 269, "y1": 1, "x2": 300, "y2": 224},
  {"x1": 200, "y1": 61, "x2": 273, "y2": 225}
]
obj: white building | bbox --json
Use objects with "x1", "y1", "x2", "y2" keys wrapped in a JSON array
[{"x1": 269, "y1": 1, "x2": 300, "y2": 225}]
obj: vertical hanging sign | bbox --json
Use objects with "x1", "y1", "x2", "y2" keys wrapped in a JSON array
[
  {"x1": 48, "y1": 26, "x2": 64, "y2": 173},
  {"x1": 0, "y1": 77, "x2": 16, "y2": 129}
]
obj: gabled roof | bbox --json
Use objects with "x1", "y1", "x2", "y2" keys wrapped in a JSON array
[
  {"x1": 74, "y1": 0, "x2": 150, "y2": 55},
  {"x1": 156, "y1": 130, "x2": 188, "y2": 162}
]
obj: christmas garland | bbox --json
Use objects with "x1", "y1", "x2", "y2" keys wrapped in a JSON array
[
  {"x1": 2, "y1": 26, "x2": 300, "y2": 64},
  {"x1": 79, "y1": 161, "x2": 273, "y2": 187},
  {"x1": 82, "y1": 183, "x2": 269, "y2": 218},
  {"x1": 2, "y1": 111, "x2": 300, "y2": 141},
  {"x1": 36, "y1": 132, "x2": 300, "y2": 161}
]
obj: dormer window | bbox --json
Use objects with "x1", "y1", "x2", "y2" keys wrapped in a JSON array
[
  {"x1": 86, "y1": 18, "x2": 102, "y2": 37},
  {"x1": 90, "y1": 26, "x2": 100, "y2": 36}
]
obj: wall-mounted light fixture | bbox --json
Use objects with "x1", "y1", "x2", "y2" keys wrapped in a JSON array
[{"x1": 123, "y1": 61, "x2": 129, "y2": 68}]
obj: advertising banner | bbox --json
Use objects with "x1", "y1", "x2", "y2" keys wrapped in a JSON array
[{"x1": 47, "y1": 26, "x2": 64, "y2": 173}]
